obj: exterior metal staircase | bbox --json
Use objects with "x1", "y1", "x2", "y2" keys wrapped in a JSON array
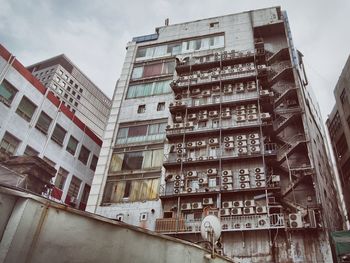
[{"x1": 276, "y1": 134, "x2": 307, "y2": 163}]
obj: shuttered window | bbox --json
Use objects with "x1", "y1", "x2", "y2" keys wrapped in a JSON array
[
  {"x1": 78, "y1": 145, "x2": 90, "y2": 165},
  {"x1": 51, "y1": 124, "x2": 66, "y2": 146},
  {"x1": 66, "y1": 136, "x2": 79, "y2": 155},
  {"x1": 0, "y1": 79, "x2": 17, "y2": 106},
  {"x1": 16, "y1": 96, "x2": 37, "y2": 122},
  {"x1": 35, "y1": 111, "x2": 52, "y2": 134}
]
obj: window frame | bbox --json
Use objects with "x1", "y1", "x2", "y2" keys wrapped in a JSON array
[
  {"x1": 0, "y1": 79, "x2": 18, "y2": 106},
  {"x1": 16, "y1": 96, "x2": 37, "y2": 122}
]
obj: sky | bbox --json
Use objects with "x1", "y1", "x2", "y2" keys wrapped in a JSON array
[{"x1": 0, "y1": 0, "x2": 349, "y2": 122}]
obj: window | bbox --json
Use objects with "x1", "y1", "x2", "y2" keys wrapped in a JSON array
[
  {"x1": 16, "y1": 96, "x2": 37, "y2": 122},
  {"x1": 35, "y1": 111, "x2": 52, "y2": 134},
  {"x1": 0, "y1": 132, "x2": 20, "y2": 155},
  {"x1": 78, "y1": 145, "x2": 90, "y2": 165},
  {"x1": 64, "y1": 93, "x2": 68, "y2": 99},
  {"x1": 77, "y1": 95, "x2": 81, "y2": 100},
  {"x1": 51, "y1": 124, "x2": 66, "y2": 145},
  {"x1": 90, "y1": 155, "x2": 98, "y2": 171},
  {"x1": 109, "y1": 149, "x2": 163, "y2": 172},
  {"x1": 55, "y1": 167, "x2": 68, "y2": 190},
  {"x1": 79, "y1": 88, "x2": 83, "y2": 93},
  {"x1": 66, "y1": 136, "x2": 79, "y2": 155},
  {"x1": 210, "y1": 22, "x2": 219, "y2": 28},
  {"x1": 63, "y1": 74, "x2": 68, "y2": 80},
  {"x1": 69, "y1": 98, "x2": 73, "y2": 103},
  {"x1": 67, "y1": 86, "x2": 71, "y2": 92},
  {"x1": 23, "y1": 145, "x2": 38, "y2": 156},
  {"x1": 126, "y1": 80, "x2": 171, "y2": 99},
  {"x1": 74, "y1": 84, "x2": 79, "y2": 89},
  {"x1": 81, "y1": 184, "x2": 91, "y2": 204},
  {"x1": 52, "y1": 84, "x2": 58, "y2": 90},
  {"x1": 102, "y1": 178, "x2": 160, "y2": 203},
  {"x1": 140, "y1": 212, "x2": 148, "y2": 221},
  {"x1": 72, "y1": 91, "x2": 76, "y2": 96},
  {"x1": 58, "y1": 88, "x2": 63, "y2": 95},
  {"x1": 69, "y1": 80, "x2": 74, "y2": 85},
  {"x1": 68, "y1": 175, "x2": 81, "y2": 198},
  {"x1": 74, "y1": 102, "x2": 78, "y2": 107},
  {"x1": 58, "y1": 70, "x2": 63, "y2": 75},
  {"x1": 138, "y1": 105, "x2": 146, "y2": 113},
  {"x1": 340, "y1": 89, "x2": 348, "y2": 105},
  {"x1": 157, "y1": 102, "x2": 165, "y2": 111},
  {"x1": 131, "y1": 61, "x2": 175, "y2": 80},
  {"x1": 0, "y1": 79, "x2": 17, "y2": 106},
  {"x1": 336, "y1": 133, "x2": 348, "y2": 158}
]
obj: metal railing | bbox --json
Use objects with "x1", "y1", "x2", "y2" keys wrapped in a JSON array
[
  {"x1": 277, "y1": 134, "x2": 307, "y2": 159},
  {"x1": 155, "y1": 213, "x2": 285, "y2": 233},
  {"x1": 115, "y1": 134, "x2": 165, "y2": 145}
]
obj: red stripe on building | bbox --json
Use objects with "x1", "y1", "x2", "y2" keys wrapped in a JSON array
[{"x1": 47, "y1": 91, "x2": 60, "y2": 107}]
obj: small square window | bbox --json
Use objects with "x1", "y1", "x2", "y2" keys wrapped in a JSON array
[
  {"x1": 140, "y1": 212, "x2": 148, "y2": 221},
  {"x1": 58, "y1": 88, "x2": 63, "y2": 94},
  {"x1": 72, "y1": 109, "x2": 76, "y2": 113},
  {"x1": 79, "y1": 88, "x2": 83, "y2": 93},
  {"x1": 58, "y1": 70, "x2": 63, "y2": 75},
  {"x1": 77, "y1": 95, "x2": 81, "y2": 100},
  {"x1": 72, "y1": 91, "x2": 76, "y2": 96},
  {"x1": 74, "y1": 84, "x2": 79, "y2": 89},
  {"x1": 64, "y1": 93, "x2": 68, "y2": 99},
  {"x1": 157, "y1": 102, "x2": 165, "y2": 111},
  {"x1": 69, "y1": 80, "x2": 74, "y2": 85},
  {"x1": 52, "y1": 84, "x2": 58, "y2": 90},
  {"x1": 67, "y1": 86, "x2": 71, "y2": 92},
  {"x1": 210, "y1": 22, "x2": 219, "y2": 28},
  {"x1": 137, "y1": 105, "x2": 146, "y2": 114},
  {"x1": 69, "y1": 98, "x2": 73, "y2": 103},
  {"x1": 16, "y1": 96, "x2": 37, "y2": 122},
  {"x1": 63, "y1": 74, "x2": 68, "y2": 80},
  {"x1": 74, "y1": 102, "x2": 78, "y2": 107}
]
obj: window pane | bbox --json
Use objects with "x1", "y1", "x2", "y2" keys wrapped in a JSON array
[
  {"x1": 90, "y1": 155, "x2": 98, "y2": 171},
  {"x1": 162, "y1": 61, "x2": 175, "y2": 75},
  {"x1": 131, "y1": 67, "x2": 143, "y2": 79},
  {"x1": 153, "y1": 80, "x2": 171, "y2": 94},
  {"x1": 68, "y1": 175, "x2": 81, "y2": 198},
  {"x1": 136, "y1": 47, "x2": 147, "y2": 58},
  {"x1": 81, "y1": 185, "x2": 91, "y2": 203},
  {"x1": 122, "y1": 151, "x2": 143, "y2": 170},
  {"x1": 66, "y1": 136, "x2": 79, "y2": 155},
  {"x1": 128, "y1": 125, "x2": 148, "y2": 137},
  {"x1": 51, "y1": 124, "x2": 66, "y2": 145},
  {"x1": 152, "y1": 149, "x2": 164, "y2": 167},
  {"x1": 143, "y1": 63, "x2": 163, "y2": 77},
  {"x1": 0, "y1": 132, "x2": 20, "y2": 155},
  {"x1": 16, "y1": 96, "x2": 37, "y2": 122},
  {"x1": 35, "y1": 111, "x2": 52, "y2": 134},
  {"x1": 78, "y1": 145, "x2": 90, "y2": 165},
  {"x1": 153, "y1": 45, "x2": 167, "y2": 57},
  {"x1": 109, "y1": 153, "x2": 124, "y2": 172},
  {"x1": 24, "y1": 145, "x2": 38, "y2": 156},
  {"x1": 55, "y1": 167, "x2": 68, "y2": 190},
  {"x1": 143, "y1": 151, "x2": 153, "y2": 169},
  {"x1": 0, "y1": 80, "x2": 17, "y2": 105}
]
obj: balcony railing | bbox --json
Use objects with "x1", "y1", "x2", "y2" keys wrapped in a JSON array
[
  {"x1": 115, "y1": 134, "x2": 165, "y2": 146},
  {"x1": 155, "y1": 213, "x2": 285, "y2": 233}
]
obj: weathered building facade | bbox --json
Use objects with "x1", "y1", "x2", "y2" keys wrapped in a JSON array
[{"x1": 87, "y1": 7, "x2": 342, "y2": 262}]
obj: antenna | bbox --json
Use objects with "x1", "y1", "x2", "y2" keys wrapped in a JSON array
[{"x1": 200, "y1": 215, "x2": 222, "y2": 258}]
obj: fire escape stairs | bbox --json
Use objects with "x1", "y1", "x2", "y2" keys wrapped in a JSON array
[
  {"x1": 266, "y1": 48, "x2": 289, "y2": 65},
  {"x1": 281, "y1": 176, "x2": 306, "y2": 197},
  {"x1": 273, "y1": 113, "x2": 298, "y2": 134},
  {"x1": 276, "y1": 134, "x2": 307, "y2": 163},
  {"x1": 274, "y1": 87, "x2": 298, "y2": 108},
  {"x1": 281, "y1": 199, "x2": 308, "y2": 216}
]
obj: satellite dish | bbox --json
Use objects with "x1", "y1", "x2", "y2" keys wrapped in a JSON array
[{"x1": 200, "y1": 215, "x2": 222, "y2": 242}]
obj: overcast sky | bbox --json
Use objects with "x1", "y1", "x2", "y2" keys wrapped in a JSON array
[{"x1": 0, "y1": 0, "x2": 349, "y2": 122}]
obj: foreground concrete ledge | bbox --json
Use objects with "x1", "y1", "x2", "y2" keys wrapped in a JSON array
[{"x1": 0, "y1": 184, "x2": 233, "y2": 263}]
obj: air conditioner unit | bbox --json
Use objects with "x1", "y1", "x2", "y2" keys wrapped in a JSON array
[
  {"x1": 271, "y1": 175, "x2": 281, "y2": 182},
  {"x1": 202, "y1": 90, "x2": 211, "y2": 97},
  {"x1": 208, "y1": 155, "x2": 217, "y2": 160},
  {"x1": 186, "y1": 141, "x2": 196, "y2": 149},
  {"x1": 196, "y1": 140, "x2": 206, "y2": 147},
  {"x1": 175, "y1": 114, "x2": 183, "y2": 122},
  {"x1": 238, "y1": 168, "x2": 249, "y2": 175},
  {"x1": 175, "y1": 143, "x2": 183, "y2": 149},
  {"x1": 260, "y1": 90, "x2": 270, "y2": 96},
  {"x1": 175, "y1": 174, "x2": 182, "y2": 180},
  {"x1": 247, "y1": 114, "x2": 258, "y2": 121},
  {"x1": 236, "y1": 105, "x2": 245, "y2": 110},
  {"x1": 257, "y1": 64, "x2": 267, "y2": 70},
  {"x1": 224, "y1": 142, "x2": 234, "y2": 149},
  {"x1": 192, "y1": 88, "x2": 201, "y2": 95},
  {"x1": 192, "y1": 202, "x2": 203, "y2": 210},
  {"x1": 232, "y1": 200, "x2": 244, "y2": 207},
  {"x1": 247, "y1": 109, "x2": 257, "y2": 114},
  {"x1": 177, "y1": 149, "x2": 186, "y2": 156},
  {"x1": 258, "y1": 218, "x2": 268, "y2": 228},
  {"x1": 186, "y1": 187, "x2": 193, "y2": 193},
  {"x1": 187, "y1": 171, "x2": 197, "y2": 177},
  {"x1": 255, "y1": 180, "x2": 266, "y2": 188},
  {"x1": 197, "y1": 156, "x2": 206, "y2": 161},
  {"x1": 249, "y1": 139, "x2": 259, "y2": 145},
  {"x1": 185, "y1": 122, "x2": 194, "y2": 128},
  {"x1": 222, "y1": 170, "x2": 233, "y2": 176},
  {"x1": 236, "y1": 85, "x2": 245, "y2": 93},
  {"x1": 175, "y1": 101, "x2": 186, "y2": 107},
  {"x1": 234, "y1": 223, "x2": 241, "y2": 229},
  {"x1": 203, "y1": 197, "x2": 213, "y2": 205},
  {"x1": 249, "y1": 133, "x2": 260, "y2": 139},
  {"x1": 181, "y1": 203, "x2": 192, "y2": 210},
  {"x1": 247, "y1": 104, "x2": 257, "y2": 109},
  {"x1": 238, "y1": 147, "x2": 248, "y2": 155},
  {"x1": 236, "y1": 116, "x2": 246, "y2": 122},
  {"x1": 176, "y1": 157, "x2": 182, "y2": 163},
  {"x1": 220, "y1": 208, "x2": 231, "y2": 216},
  {"x1": 222, "y1": 184, "x2": 233, "y2": 190},
  {"x1": 221, "y1": 112, "x2": 231, "y2": 119},
  {"x1": 174, "y1": 180, "x2": 182, "y2": 188},
  {"x1": 173, "y1": 188, "x2": 180, "y2": 194},
  {"x1": 254, "y1": 173, "x2": 265, "y2": 180},
  {"x1": 212, "y1": 85, "x2": 221, "y2": 92},
  {"x1": 260, "y1": 113, "x2": 271, "y2": 120},
  {"x1": 256, "y1": 206, "x2": 267, "y2": 214},
  {"x1": 244, "y1": 200, "x2": 256, "y2": 207},
  {"x1": 166, "y1": 124, "x2": 172, "y2": 130},
  {"x1": 222, "y1": 177, "x2": 233, "y2": 183},
  {"x1": 289, "y1": 213, "x2": 303, "y2": 228},
  {"x1": 243, "y1": 207, "x2": 255, "y2": 215},
  {"x1": 187, "y1": 157, "x2": 193, "y2": 162},
  {"x1": 231, "y1": 207, "x2": 243, "y2": 215},
  {"x1": 247, "y1": 82, "x2": 257, "y2": 91},
  {"x1": 198, "y1": 178, "x2": 208, "y2": 184},
  {"x1": 174, "y1": 123, "x2": 184, "y2": 129},
  {"x1": 199, "y1": 115, "x2": 208, "y2": 121},
  {"x1": 209, "y1": 110, "x2": 219, "y2": 117},
  {"x1": 254, "y1": 167, "x2": 264, "y2": 174},
  {"x1": 208, "y1": 138, "x2": 219, "y2": 145},
  {"x1": 190, "y1": 74, "x2": 198, "y2": 79},
  {"x1": 239, "y1": 175, "x2": 250, "y2": 182},
  {"x1": 237, "y1": 110, "x2": 246, "y2": 116},
  {"x1": 237, "y1": 141, "x2": 247, "y2": 147},
  {"x1": 188, "y1": 113, "x2": 197, "y2": 120},
  {"x1": 237, "y1": 135, "x2": 247, "y2": 141},
  {"x1": 240, "y1": 182, "x2": 250, "y2": 189},
  {"x1": 223, "y1": 86, "x2": 233, "y2": 94},
  {"x1": 207, "y1": 168, "x2": 218, "y2": 176},
  {"x1": 250, "y1": 146, "x2": 261, "y2": 154},
  {"x1": 224, "y1": 136, "x2": 234, "y2": 142},
  {"x1": 222, "y1": 201, "x2": 233, "y2": 209}
]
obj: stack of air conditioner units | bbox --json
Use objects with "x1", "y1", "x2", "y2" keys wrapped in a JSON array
[
  {"x1": 237, "y1": 135, "x2": 247, "y2": 155},
  {"x1": 223, "y1": 84, "x2": 233, "y2": 94},
  {"x1": 238, "y1": 168, "x2": 250, "y2": 189},
  {"x1": 222, "y1": 170, "x2": 233, "y2": 190},
  {"x1": 236, "y1": 83, "x2": 245, "y2": 93},
  {"x1": 174, "y1": 175, "x2": 183, "y2": 194},
  {"x1": 254, "y1": 167, "x2": 265, "y2": 188},
  {"x1": 249, "y1": 134, "x2": 260, "y2": 154},
  {"x1": 289, "y1": 213, "x2": 303, "y2": 228},
  {"x1": 188, "y1": 113, "x2": 197, "y2": 121},
  {"x1": 243, "y1": 200, "x2": 255, "y2": 215}
]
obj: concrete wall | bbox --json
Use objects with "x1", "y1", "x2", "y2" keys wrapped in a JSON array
[{"x1": 0, "y1": 186, "x2": 232, "y2": 263}]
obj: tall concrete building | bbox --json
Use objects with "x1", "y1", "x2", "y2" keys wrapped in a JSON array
[
  {"x1": 87, "y1": 7, "x2": 342, "y2": 262},
  {"x1": 27, "y1": 55, "x2": 112, "y2": 138},
  {"x1": 326, "y1": 55, "x2": 350, "y2": 224},
  {"x1": 0, "y1": 44, "x2": 102, "y2": 210}
]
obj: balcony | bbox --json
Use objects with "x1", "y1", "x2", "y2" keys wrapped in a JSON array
[{"x1": 155, "y1": 213, "x2": 285, "y2": 234}]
